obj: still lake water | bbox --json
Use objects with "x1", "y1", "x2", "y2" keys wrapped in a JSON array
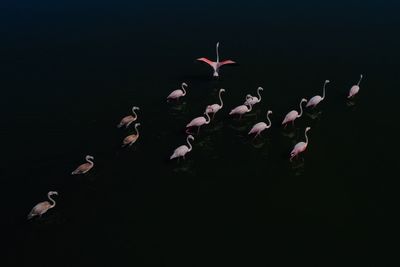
[{"x1": 2, "y1": 0, "x2": 399, "y2": 265}]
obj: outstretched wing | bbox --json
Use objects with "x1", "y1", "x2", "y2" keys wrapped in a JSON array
[
  {"x1": 197, "y1": 57, "x2": 215, "y2": 67},
  {"x1": 218, "y1": 60, "x2": 236, "y2": 66}
]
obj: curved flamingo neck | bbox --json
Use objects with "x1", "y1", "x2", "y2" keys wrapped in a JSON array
[
  {"x1": 134, "y1": 124, "x2": 140, "y2": 136},
  {"x1": 257, "y1": 88, "x2": 262, "y2": 102},
  {"x1": 47, "y1": 194, "x2": 56, "y2": 208},
  {"x1": 86, "y1": 157, "x2": 94, "y2": 166},
  {"x1": 181, "y1": 83, "x2": 187, "y2": 96},
  {"x1": 298, "y1": 101, "x2": 305, "y2": 117},
  {"x1": 248, "y1": 103, "x2": 253, "y2": 112},
  {"x1": 357, "y1": 75, "x2": 363, "y2": 86},
  {"x1": 219, "y1": 90, "x2": 224, "y2": 108},
  {"x1": 132, "y1": 108, "x2": 138, "y2": 119},
  {"x1": 305, "y1": 129, "x2": 309, "y2": 145},
  {"x1": 321, "y1": 83, "x2": 326, "y2": 100},
  {"x1": 204, "y1": 112, "x2": 211, "y2": 124},
  {"x1": 186, "y1": 137, "x2": 193, "y2": 152},
  {"x1": 266, "y1": 113, "x2": 272, "y2": 128}
]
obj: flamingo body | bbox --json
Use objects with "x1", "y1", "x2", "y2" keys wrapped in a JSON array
[
  {"x1": 306, "y1": 80, "x2": 329, "y2": 108},
  {"x1": 27, "y1": 191, "x2": 58, "y2": 219},
  {"x1": 170, "y1": 135, "x2": 194, "y2": 160},
  {"x1": 348, "y1": 74, "x2": 363, "y2": 99},
  {"x1": 282, "y1": 98, "x2": 307, "y2": 126},
  {"x1": 229, "y1": 103, "x2": 252, "y2": 119},
  {"x1": 117, "y1": 106, "x2": 139, "y2": 128},
  {"x1": 186, "y1": 107, "x2": 211, "y2": 133},
  {"x1": 122, "y1": 123, "x2": 140, "y2": 147},
  {"x1": 71, "y1": 155, "x2": 94, "y2": 175},
  {"x1": 167, "y1": 82, "x2": 188, "y2": 101},
  {"x1": 197, "y1": 42, "x2": 235, "y2": 77},
  {"x1": 248, "y1": 110, "x2": 272, "y2": 137}
]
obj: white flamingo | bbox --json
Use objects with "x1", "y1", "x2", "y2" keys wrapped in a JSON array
[
  {"x1": 71, "y1": 155, "x2": 94, "y2": 175},
  {"x1": 122, "y1": 123, "x2": 141, "y2": 147},
  {"x1": 206, "y1": 88, "x2": 226, "y2": 119},
  {"x1": 27, "y1": 191, "x2": 58, "y2": 219},
  {"x1": 197, "y1": 42, "x2": 236, "y2": 77},
  {"x1": 229, "y1": 102, "x2": 253, "y2": 119},
  {"x1": 170, "y1": 135, "x2": 195, "y2": 160},
  {"x1": 248, "y1": 110, "x2": 273, "y2": 138},
  {"x1": 348, "y1": 74, "x2": 363, "y2": 98},
  {"x1": 290, "y1": 127, "x2": 311, "y2": 161},
  {"x1": 117, "y1": 106, "x2": 139, "y2": 128},
  {"x1": 186, "y1": 107, "x2": 211, "y2": 134},
  {"x1": 306, "y1": 80, "x2": 330, "y2": 108},
  {"x1": 167, "y1": 82, "x2": 188, "y2": 101},
  {"x1": 282, "y1": 98, "x2": 307, "y2": 127},
  {"x1": 244, "y1": 87, "x2": 264, "y2": 106}
]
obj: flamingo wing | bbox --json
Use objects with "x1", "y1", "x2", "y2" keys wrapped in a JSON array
[
  {"x1": 219, "y1": 60, "x2": 236, "y2": 66},
  {"x1": 197, "y1": 57, "x2": 215, "y2": 67}
]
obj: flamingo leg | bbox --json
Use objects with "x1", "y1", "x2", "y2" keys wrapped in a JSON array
[
  {"x1": 212, "y1": 112, "x2": 216, "y2": 120},
  {"x1": 197, "y1": 126, "x2": 201, "y2": 134}
]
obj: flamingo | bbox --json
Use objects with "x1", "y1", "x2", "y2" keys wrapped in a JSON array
[
  {"x1": 229, "y1": 102, "x2": 253, "y2": 119},
  {"x1": 117, "y1": 106, "x2": 139, "y2": 128},
  {"x1": 290, "y1": 127, "x2": 311, "y2": 161},
  {"x1": 282, "y1": 98, "x2": 307, "y2": 127},
  {"x1": 348, "y1": 74, "x2": 363, "y2": 98},
  {"x1": 306, "y1": 80, "x2": 330, "y2": 108},
  {"x1": 244, "y1": 87, "x2": 264, "y2": 106},
  {"x1": 186, "y1": 107, "x2": 211, "y2": 134},
  {"x1": 27, "y1": 191, "x2": 58, "y2": 220},
  {"x1": 248, "y1": 110, "x2": 272, "y2": 138},
  {"x1": 167, "y1": 82, "x2": 188, "y2": 101},
  {"x1": 170, "y1": 135, "x2": 195, "y2": 160},
  {"x1": 197, "y1": 42, "x2": 236, "y2": 77},
  {"x1": 206, "y1": 88, "x2": 226, "y2": 119},
  {"x1": 71, "y1": 155, "x2": 94, "y2": 175},
  {"x1": 122, "y1": 123, "x2": 141, "y2": 147}
]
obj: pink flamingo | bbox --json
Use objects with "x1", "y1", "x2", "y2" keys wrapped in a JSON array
[
  {"x1": 282, "y1": 98, "x2": 308, "y2": 127},
  {"x1": 71, "y1": 155, "x2": 94, "y2": 175},
  {"x1": 244, "y1": 87, "x2": 264, "y2": 106},
  {"x1": 197, "y1": 42, "x2": 236, "y2": 77},
  {"x1": 348, "y1": 74, "x2": 363, "y2": 98},
  {"x1": 306, "y1": 80, "x2": 330, "y2": 108},
  {"x1": 27, "y1": 191, "x2": 58, "y2": 219},
  {"x1": 248, "y1": 110, "x2": 272, "y2": 138},
  {"x1": 290, "y1": 127, "x2": 311, "y2": 161},
  {"x1": 122, "y1": 123, "x2": 141, "y2": 147},
  {"x1": 206, "y1": 88, "x2": 226, "y2": 119},
  {"x1": 170, "y1": 135, "x2": 195, "y2": 160},
  {"x1": 167, "y1": 82, "x2": 188, "y2": 101},
  {"x1": 186, "y1": 107, "x2": 211, "y2": 134},
  {"x1": 117, "y1": 106, "x2": 139, "y2": 128},
  {"x1": 229, "y1": 102, "x2": 253, "y2": 119}
]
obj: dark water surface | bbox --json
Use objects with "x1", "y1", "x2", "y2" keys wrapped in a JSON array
[{"x1": 2, "y1": 0, "x2": 399, "y2": 265}]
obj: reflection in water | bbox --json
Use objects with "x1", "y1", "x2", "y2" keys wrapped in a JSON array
[
  {"x1": 290, "y1": 157, "x2": 305, "y2": 176},
  {"x1": 168, "y1": 101, "x2": 188, "y2": 113},
  {"x1": 172, "y1": 159, "x2": 195, "y2": 174},
  {"x1": 281, "y1": 128, "x2": 298, "y2": 139},
  {"x1": 346, "y1": 99, "x2": 356, "y2": 107},
  {"x1": 306, "y1": 110, "x2": 323, "y2": 120}
]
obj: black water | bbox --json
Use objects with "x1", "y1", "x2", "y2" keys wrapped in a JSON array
[{"x1": 2, "y1": 1, "x2": 398, "y2": 266}]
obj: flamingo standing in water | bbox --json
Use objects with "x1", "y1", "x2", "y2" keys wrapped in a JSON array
[
  {"x1": 306, "y1": 80, "x2": 330, "y2": 108},
  {"x1": 248, "y1": 110, "x2": 273, "y2": 139},
  {"x1": 290, "y1": 127, "x2": 311, "y2": 161},
  {"x1": 282, "y1": 98, "x2": 307, "y2": 127},
  {"x1": 167, "y1": 82, "x2": 188, "y2": 101},
  {"x1": 197, "y1": 42, "x2": 236, "y2": 77},
  {"x1": 170, "y1": 135, "x2": 195, "y2": 160},
  {"x1": 244, "y1": 87, "x2": 264, "y2": 106},
  {"x1": 348, "y1": 74, "x2": 363, "y2": 98},
  {"x1": 117, "y1": 106, "x2": 139, "y2": 128},
  {"x1": 122, "y1": 123, "x2": 141, "y2": 147},
  {"x1": 186, "y1": 107, "x2": 211, "y2": 134},
  {"x1": 229, "y1": 102, "x2": 253, "y2": 119},
  {"x1": 27, "y1": 191, "x2": 58, "y2": 219},
  {"x1": 206, "y1": 88, "x2": 226, "y2": 119},
  {"x1": 71, "y1": 155, "x2": 94, "y2": 175}
]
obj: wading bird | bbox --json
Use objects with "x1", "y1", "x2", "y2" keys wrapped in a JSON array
[
  {"x1": 167, "y1": 82, "x2": 188, "y2": 101},
  {"x1": 229, "y1": 102, "x2": 253, "y2": 119},
  {"x1": 186, "y1": 107, "x2": 211, "y2": 134},
  {"x1": 122, "y1": 123, "x2": 141, "y2": 147},
  {"x1": 71, "y1": 155, "x2": 94, "y2": 175},
  {"x1": 348, "y1": 74, "x2": 363, "y2": 98},
  {"x1": 27, "y1": 191, "x2": 58, "y2": 220},
  {"x1": 282, "y1": 98, "x2": 307, "y2": 127},
  {"x1": 290, "y1": 127, "x2": 311, "y2": 161},
  {"x1": 170, "y1": 135, "x2": 195, "y2": 160},
  {"x1": 306, "y1": 80, "x2": 330, "y2": 108},
  {"x1": 248, "y1": 110, "x2": 272, "y2": 139},
  {"x1": 117, "y1": 106, "x2": 140, "y2": 128},
  {"x1": 197, "y1": 42, "x2": 236, "y2": 77},
  {"x1": 244, "y1": 87, "x2": 264, "y2": 106},
  {"x1": 206, "y1": 88, "x2": 226, "y2": 119}
]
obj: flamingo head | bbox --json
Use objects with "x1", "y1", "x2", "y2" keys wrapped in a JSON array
[
  {"x1": 48, "y1": 191, "x2": 58, "y2": 196},
  {"x1": 188, "y1": 135, "x2": 195, "y2": 141},
  {"x1": 133, "y1": 106, "x2": 140, "y2": 110},
  {"x1": 267, "y1": 110, "x2": 272, "y2": 115},
  {"x1": 301, "y1": 98, "x2": 308, "y2": 103},
  {"x1": 135, "y1": 123, "x2": 141, "y2": 127},
  {"x1": 258, "y1": 87, "x2": 264, "y2": 91},
  {"x1": 182, "y1": 82, "x2": 188, "y2": 87},
  {"x1": 220, "y1": 88, "x2": 226, "y2": 93},
  {"x1": 325, "y1": 80, "x2": 330, "y2": 84},
  {"x1": 306, "y1": 127, "x2": 311, "y2": 132},
  {"x1": 86, "y1": 155, "x2": 94, "y2": 161}
]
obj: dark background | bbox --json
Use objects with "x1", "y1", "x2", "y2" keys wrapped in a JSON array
[{"x1": 1, "y1": 1, "x2": 398, "y2": 266}]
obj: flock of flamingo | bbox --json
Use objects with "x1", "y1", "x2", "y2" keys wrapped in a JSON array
[{"x1": 27, "y1": 42, "x2": 363, "y2": 220}]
